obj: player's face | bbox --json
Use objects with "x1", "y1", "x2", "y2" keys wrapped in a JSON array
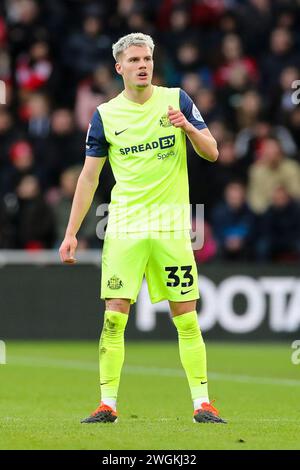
[{"x1": 116, "y1": 45, "x2": 153, "y2": 89}]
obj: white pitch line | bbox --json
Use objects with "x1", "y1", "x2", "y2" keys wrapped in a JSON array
[{"x1": 7, "y1": 355, "x2": 300, "y2": 388}]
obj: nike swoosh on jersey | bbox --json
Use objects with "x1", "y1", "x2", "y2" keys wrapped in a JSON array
[
  {"x1": 115, "y1": 128, "x2": 128, "y2": 136},
  {"x1": 181, "y1": 289, "x2": 193, "y2": 295}
]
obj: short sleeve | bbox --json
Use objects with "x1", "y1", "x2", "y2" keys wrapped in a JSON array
[
  {"x1": 85, "y1": 110, "x2": 109, "y2": 157},
  {"x1": 179, "y1": 89, "x2": 207, "y2": 131}
]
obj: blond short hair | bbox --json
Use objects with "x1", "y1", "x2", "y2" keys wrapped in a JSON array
[{"x1": 112, "y1": 32, "x2": 155, "y2": 61}]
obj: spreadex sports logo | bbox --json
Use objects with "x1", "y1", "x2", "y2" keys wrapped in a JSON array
[{"x1": 119, "y1": 135, "x2": 175, "y2": 156}]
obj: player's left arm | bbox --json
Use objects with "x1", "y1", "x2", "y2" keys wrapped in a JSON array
[{"x1": 167, "y1": 89, "x2": 218, "y2": 162}]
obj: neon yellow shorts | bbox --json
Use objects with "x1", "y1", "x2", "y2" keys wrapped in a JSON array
[{"x1": 101, "y1": 231, "x2": 199, "y2": 304}]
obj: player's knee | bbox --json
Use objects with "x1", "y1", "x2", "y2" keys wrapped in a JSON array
[
  {"x1": 177, "y1": 316, "x2": 199, "y2": 332},
  {"x1": 105, "y1": 298, "x2": 130, "y2": 314},
  {"x1": 105, "y1": 314, "x2": 126, "y2": 334},
  {"x1": 172, "y1": 310, "x2": 203, "y2": 337}
]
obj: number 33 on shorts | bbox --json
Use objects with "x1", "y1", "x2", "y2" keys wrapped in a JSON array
[{"x1": 165, "y1": 265, "x2": 196, "y2": 295}]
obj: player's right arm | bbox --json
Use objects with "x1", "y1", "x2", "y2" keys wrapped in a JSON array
[{"x1": 59, "y1": 109, "x2": 109, "y2": 264}]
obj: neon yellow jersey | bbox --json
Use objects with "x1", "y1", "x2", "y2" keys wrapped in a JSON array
[{"x1": 86, "y1": 85, "x2": 206, "y2": 232}]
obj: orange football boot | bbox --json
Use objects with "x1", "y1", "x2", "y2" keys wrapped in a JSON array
[
  {"x1": 81, "y1": 402, "x2": 118, "y2": 423},
  {"x1": 193, "y1": 400, "x2": 227, "y2": 424}
]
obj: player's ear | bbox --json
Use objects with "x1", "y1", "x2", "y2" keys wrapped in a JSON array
[{"x1": 115, "y1": 62, "x2": 123, "y2": 76}]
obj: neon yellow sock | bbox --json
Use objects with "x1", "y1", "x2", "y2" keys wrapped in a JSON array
[
  {"x1": 99, "y1": 310, "x2": 128, "y2": 402},
  {"x1": 173, "y1": 311, "x2": 208, "y2": 401}
]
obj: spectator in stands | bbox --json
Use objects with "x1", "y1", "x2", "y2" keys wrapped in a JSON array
[
  {"x1": 275, "y1": 7, "x2": 298, "y2": 31},
  {"x1": 15, "y1": 40, "x2": 54, "y2": 93},
  {"x1": 12, "y1": 174, "x2": 55, "y2": 249},
  {"x1": 49, "y1": 108, "x2": 85, "y2": 172},
  {"x1": 238, "y1": 0, "x2": 272, "y2": 56},
  {"x1": 261, "y1": 28, "x2": 300, "y2": 93},
  {"x1": 248, "y1": 136, "x2": 300, "y2": 213},
  {"x1": 212, "y1": 181, "x2": 256, "y2": 261},
  {"x1": 205, "y1": 138, "x2": 247, "y2": 212},
  {"x1": 126, "y1": 7, "x2": 153, "y2": 35},
  {"x1": 50, "y1": 166, "x2": 99, "y2": 249},
  {"x1": 191, "y1": 0, "x2": 224, "y2": 27},
  {"x1": 34, "y1": 108, "x2": 85, "y2": 187},
  {"x1": 157, "y1": 3, "x2": 190, "y2": 34},
  {"x1": 234, "y1": 90, "x2": 262, "y2": 131},
  {"x1": 189, "y1": 134, "x2": 244, "y2": 215},
  {"x1": 213, "y1": 9, "x2": 240, "y2": 43},
  {"x1": 180, "y1": 72, "x2": 203, "y2": 101},
  {"x1": 7, "y1": 0, "x2": 47, "y2": 59},
  {"x1": 75, "y1": 64, "x2": 119, "y2": 131},
  {"x1": 235, "y1": 119, "x2": 297, "y2": 165},
  {"x1": 61, "y1": 12, "x2": 111, "y2": 82},
  {"x1": 215, "y1": 36, "x2": 260, "y2": 130},
  {"x1": 25, "y1": 92, "x2": 51, "y2": 138},
  {"x1": 214, "y1": 34, "x2": 258, "y2": 89},
  {"x1": 194, "y1": 88, "x2": 223, "y2": 124},
  {"x1": 207, "y1": 120, "x2": 231, "y2": 145},
  {"x1": 158, "y1": 6, "x2": 194, "y2": 58},
  {"x1": 257, "y1": 186, "x2": 300, "y2": 261},
  {"x1": 0, "y1": 140, "x2": 42, "y2": 196},
  {"x1": 171, "y1": 41, "x2": 212, "y2": 87}
]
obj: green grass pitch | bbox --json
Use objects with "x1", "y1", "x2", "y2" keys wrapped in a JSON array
[{"x1": 0, "y1": 341, "x2": 299, "y2": 450}]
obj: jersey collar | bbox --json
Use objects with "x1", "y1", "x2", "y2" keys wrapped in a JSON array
[{"x1": 121, "y1": 85, "x2": 157, "y2": 107}]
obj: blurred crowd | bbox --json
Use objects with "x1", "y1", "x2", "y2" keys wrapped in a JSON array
[{"x1": 0, "y1": 0, "x2": 300, "y2": 262}]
